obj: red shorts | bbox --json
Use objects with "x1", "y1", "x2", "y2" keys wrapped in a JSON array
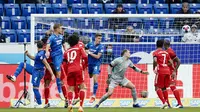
[
  {"x1": 67, "y1": 70, "x2": 84, "y2": 86},
  {"x1": 154, "y1": 73, "x2": 171, "y2": 88},
  {"x1": 44, "y1": 64, "x2": 66, "y2": 80}
]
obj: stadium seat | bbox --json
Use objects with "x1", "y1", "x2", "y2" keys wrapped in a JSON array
[
  {"x1": 37, "y1": 4, "x2": 53, "y2": 14},
  {"x1": 52, "y1": 4, "x2": 68, "y2": 14},
  {"x1": 100, "y1": 29, "x2": 114, "y2": 42},
  {"x1": 4, "y1": 4, "x2": 21, "y2": 16},
  {"x1": 190, "y1": 3, "x2": 200, "y2": 14},
  {"x1": 105, "y1": 3, "x2": 117, "y2": 14},
  {"x1": 137, "y1": 4, "x2": 153, "y2": 14},
  {"x1": 76, "y1": 18, "x2": 93, "y2": 29},
  {"x1": 50, "y1": 0, "x2": 62, "y2": 3},
  {"x1": 88, "y1": 4, "x2": 103, "y2": 14},
  {"x1": 128, "y1": 18, "x2": 143, "y2": 29},
  {"x1": 0, "y1": 4, "x2": 3, "y2": 16},
  {"x1": 35, "y1": 29, "x2": 47, "y2": 41},
  {"x1": 154, "y1": 4, "x2": 169, "y2": 14},
  {"x1": 164, "y1": 29, "x2": 181, "y2": 42},
  {"x1": 159, "y1": 18, "x2": 174, "y2": 29},
  {"x1": 67, "y1": 0, "x2": 81, "y2": 7},
  {"x1": 170, "y1": 4, "x2": 182, "y2": 14},
  {"x1": 61, "y1": 18, "x2": 75, "y2": 28},
  {"x1": 21, "y1": 4, "x2": 37, "y2": 16},
  {"x1": 7, "y1": 0, "x2": 14, "y2": 3},
  {"x1": 11, "y1": 16, "x2": 27, "y2": 29},
  {"x1": 123, "y1": 4, "x2": 136, "y2": 14},
  {"x1": 26, "y1": 16, "x2": 30, "y2": 29},
  {"x1": 149, "y1": 0, "x2": 165, "y2": 4},
  {"x1": 17, "y1": 29, "x2": 30, "y2": 42},
  {"x1": 83, "y1": 0, "x2": 98, "y2": 3},
  {"x1": 93, "y1": 18, "x2": 109, "y2": 29},
  {"x1": 136, "y1": 0, "x2": 148, "y2": 4},
  {"x1": 148, "y1": 29, "x2": 163, "y2": 34},
  {"x1": 72, "y1": 4, "x2": 87, "y2": 14},
  {"x1": 2, "y1": 29, "x2": 17, "y2": 42},
  {"x1": 143, "y1": 18, "x2": 158, "y2": 29},
  {"x1": 1, "y1": 16, "x2": 11, "y2": 29}
]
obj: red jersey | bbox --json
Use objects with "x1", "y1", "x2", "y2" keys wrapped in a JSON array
[
  {"x1": 64, "y1": 44, "x2": 87, "y2": 74},
  {"x1": 78, "y1": 41, "x2": 85, "y2": 49},
  {"x1": 166, "y1": 47, "x2": 177, "y2": 71},
  {"x1": 153, "y1": 49, "x2": 171, "y2": 74}
]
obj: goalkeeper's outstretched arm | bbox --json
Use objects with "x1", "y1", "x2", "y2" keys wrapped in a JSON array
[{"x1": 129, "y1": 60, "x2": 149, "y2": 75}]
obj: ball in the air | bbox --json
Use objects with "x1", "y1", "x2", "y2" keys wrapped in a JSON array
[
  {"x1": 182, "y1": 25, "x2": 191, "y2": 33},
  {"x1": 141, "y1": 90, "x2": 148, "y2": 98}
]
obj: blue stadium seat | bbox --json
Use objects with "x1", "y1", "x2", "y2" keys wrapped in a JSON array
[
  {"x1": 52, "y1": 4, "x2": 68, "y2": 14},
  {"x1": 1, "y1": 16, "x2": 11, "y2": 29},
  {"x1": 61, "y1": 18, "x2": 75, "y2": 28},
  {"x1": 76, "y1": 18, "x2": 93, "y2": 29},
  {"x1": 4, "y1": 4, "x2": 21, "y2": 16},
  {"x1": 50, "y1": 0, "x2": 62, "y2": 3},
  {"x1": 26, "y1": 16, "x2": 30, "y2": 29},
  {"x1": 128, "y1": 18, "x2": 143, "y2": 29},
  {"x1": 148, "y1": 29, "x2": 163, "y2": 34},
  {"x1": 136, "y1": 0, "x2": 148, "y2": 4},
  {"x1": 159, "y1": 18, "x2": 174, "y2": 29},
  {"x1": 154, "y1": 4, "x2": 169, "y2": 14},
  {"x1": 2, "y1": 29, "x2": 17, "y2": 42},
  {"x1": 17, "y1": 29, "x2": 30, "y2": 42},
  {"x1": 72, "y1": 4, "x2": 87, "y2": 14},
  {"x1": 83, "y1": 0, "x2": 98, "y2": 3},
  {"x1": 88, "y1": 4, "x2": 103, "y2": 14},
  {"x1": 11, "y1": 16, "x2": 27, "y2": 29},
  {"x1": 164, "y1": 29, "x2": 181, "y2": 42},
  {"x1": 100, "y1": 29, "x2": 114, "y2": 42},
  {"x1": 190, "y1": 3, "x2": 200, "y2": 14},
  {"x1": 37, "y1": 4, "x2": 53, "y2": 14},
  {"x1": 143, "y1": 18, "x2": 158, "y2": 29},
  {"x1": 93, "y1": 18, "x2": 109, "y2": 29},
  {"x1": 137, "y1": 4, "x2": 153, "y2": 14},
  {"x1": 35, "y1": 29, "x2": 47, "y2": 41},
  {"x1": 21, "y1": 4, "x2": 37, "y2": 16},
  {"x1": 67, "y1": 0, "x2": 81, "y2": 7},
  {"x1": 0, "y1": 4, "x2": 3, "y2": 16},
  {"x1": 105, "y1": 3, "x2": 117, "y2": 14},
  {"x1": 170, "y1": 4, "x2": 182, "y2": 14},
  {"x1": 123, "y1": 4, "x2": 136, "y2": 14},
  {"x1": 150, "y1": 0, "x2": 165, "y2": 4}
]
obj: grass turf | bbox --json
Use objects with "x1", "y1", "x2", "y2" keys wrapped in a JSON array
[{"x1": 0, "y1": 108, "x2": 200, "y2": 112}]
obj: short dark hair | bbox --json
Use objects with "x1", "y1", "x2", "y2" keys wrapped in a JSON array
[
  {"x1": 106, "y1": 44, "x2": 112, "y2": 49},
  {"x1": 95, "y1": 33, "x2": 102, "y2": 38},
  {"x1": 68, "y1": 34, "x2": 79, "y2": 47},
  {"x1": 53, "y1": 24, "x2": 62, "y2": 30},
  {"x1": 156, "y1": 39, "x2": 164, "y2": 48},
  {"x1": 121, "y1": 49, "x2": 128, "y2": 56},
  {"x1": 164, "y1": 39, "x2": 170, "y2": 46},
  {"x1": 37, "y1": 40, "x2": 44, "y2": 48}
]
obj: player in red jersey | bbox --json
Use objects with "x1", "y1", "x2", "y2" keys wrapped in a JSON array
[
  {"x1": 153, "y1": 39, "x2": 175, "y2": 109},
  {"x1": 164, "y1": 40, "x2": 183, "y2": 108},
  {"x1": 63, "y1": 34, "x2": 88, "y2": 112}
]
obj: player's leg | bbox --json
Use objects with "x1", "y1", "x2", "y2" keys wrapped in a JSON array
[
  {"x1": 73, "y1": 85, "x2": 80, "y2": 105},
  {"x1": 43, "y1": 72, "x2": 51, "y2": 108},
  {"x1": 162, "y1": 75, "x2": 171, "y2": 108},
  {"x1": 67, "y1": 72, "x2": 76, "y2": 112},
  {"x1": 60, "y1": 65, "x2": 68, "y2": 108}
]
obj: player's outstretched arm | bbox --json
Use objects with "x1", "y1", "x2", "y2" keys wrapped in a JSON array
[
  {"x1": 43, "y1": 58, "x2": 55, "y2": 78},
  {"x1": 173, "y1": 57, "x2": 181, "y2": 72},
  {"x1": 86, "y1": 50, "x2": 102, "y2": 59},
  {"x1": 25, "y1": 50, "x2": 35, "y2": 60},
  {"x1": 153, "y1": 57, "x2": 157, "y2": 74},
  {"x1": 131, "y1": 65, "x2": 149, "y2": 75}
]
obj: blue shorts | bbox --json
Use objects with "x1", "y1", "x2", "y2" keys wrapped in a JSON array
[
  {"x1": 31, "y1": 69, "x2": 44, "y2": 87},
  {"x1": 52, "y1": 54, "x2": 63, "y2": 72},
  {"x1": 88, "y1": 65, "x2": 101, "y2": 75}
]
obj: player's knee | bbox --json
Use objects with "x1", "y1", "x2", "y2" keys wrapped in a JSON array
[
  {"x1": 44, "y1": 83, "x2": 50, "y2": 88},
  {"x1": 107, "y1": 91, "x2": 113, "y2": 96},
  {"x1": 161, "y1": 88, "x2": 166, "y2": 91},
  {"x1": 19, "y1": 62, "x2": 24, "y2": 68},
  {"x1": 155, "y1": 86, "x2": 158, "y2": 91}
]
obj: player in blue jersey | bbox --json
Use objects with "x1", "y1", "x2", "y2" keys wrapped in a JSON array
[
  {"x1": 7, "y1": 41, "x2": 55, "y2": 108},
  {"x1": 45, "y1": 24, "x2": 67, "y2": 100},
  {"x1": 85, "y1": 33, "x2": 104, "y2": 103}
]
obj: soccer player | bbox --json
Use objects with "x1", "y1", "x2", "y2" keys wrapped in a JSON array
[
  {"x1": 85, "y1": 33, "x2": 104, "y2": 103},
  {"x1": 153, "y1": 39, "x2": 175, "y2": 109},
  {"x1": 63, "y1": 34, "x2": 87, "y2": 112},
  {"x1": 164, "y1": 39, "x2": 183, "y2": 108},
  {"x1": 7, "y1": 41, "x2": 55, "y2": 108},
  {"x1": 45, "y1": 24, "x2": 67, "y2": 99},
  {"x1": 94, "y1": 49, "x2": 149, "y2": 108}
]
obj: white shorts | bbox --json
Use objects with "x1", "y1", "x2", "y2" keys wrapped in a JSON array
[{"x1": 109, "y1": 78, "x2": 130, "y2": 89}]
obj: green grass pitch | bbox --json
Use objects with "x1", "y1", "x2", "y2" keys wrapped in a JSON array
[{"x1": 0, "y1": 108, "x2": 200, "y2": 112}]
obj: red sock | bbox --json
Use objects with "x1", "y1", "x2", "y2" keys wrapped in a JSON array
[
  {"x1": 61, "y1": 85, "x2": 67, "y2": 100},
  {"x1": 68, "y1": 92, "x2": 74, "y2": 105},
  {"x1": 44, "y1": 88, "x2": 50, "y2": 104},
  {"x1": 170, "y1": 86, "x2": 182, "y2": 106},
  {"x1": 156, "y1": 89, "x2": 165, "y2": 104},
  {"x1": 163, "y1": 90, "x2": 170, "y2": 106},
  {"x1": 79, "y1": 90, "x2": 85, "y2": 107},
  {"x1": 74, "y1": 85, "x2": 80, "y2": 99}
]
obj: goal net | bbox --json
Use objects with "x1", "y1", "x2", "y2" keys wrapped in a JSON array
[{"x1": 13, "y1": 14, "x2": 200, "y2": 108}]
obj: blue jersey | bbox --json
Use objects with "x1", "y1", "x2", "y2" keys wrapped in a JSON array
[
  {"x1": 86, "y1": 42, "x2": 104, "y2": 66},
  {"x1": 34, "y1": 50, "x2": 46, "y2": 70},
  {"x1": 47, "y1": 34, "x2": 64, "y2": 57}
]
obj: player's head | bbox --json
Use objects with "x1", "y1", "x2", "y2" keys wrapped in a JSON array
[
  {"x1": 163, "y1": 39, "x2": 170, "y2": 49},
  {"x1": 68, "y1": 34, "x2": 79, "y2": 47},
  {"x1": 121, "y1": 49, "x2": 131, "y2": 58},
  {"x1": 95, "y1": 33, "x2": 102, "y2": 44},
  {"x1": 37, "y1": 40, "x2": 44, "y2": 50},
  {"x1": 156, "y1": 39, "x2": 164, "y2": 48},
  {"x1": 53, "y1": 23, "x2": 62, "y2": 34}
]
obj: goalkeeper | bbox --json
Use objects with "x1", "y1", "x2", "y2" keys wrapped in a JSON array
[{"x1": 94, "y1": 49, "x2": 149, "y2": 108}]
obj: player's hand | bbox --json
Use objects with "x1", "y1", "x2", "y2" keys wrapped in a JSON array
[
  {"x1": 142, "y1": 71, "x2": 149, "y2": 75},
  {"x1": 153, "y1": 69, "x2": 157, "y2": 74},
  {"x1": 171, "y1": 71, "x2": 176, "y2": 79},
  {"x1": 85, "y1": 50, "x2": 91, "y2": 55},
  {"x1": 46, "y1": 51, "x2": 50, "y2": 58},
  {"x1": 25, "y1": 50, "x2": 28, "y2": 55}
]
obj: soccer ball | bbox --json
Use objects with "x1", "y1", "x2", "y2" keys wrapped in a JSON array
[
  {"x1": 141, "y1": 90, "x2": 148, "y2": 98},
  {"x1": 182, "y1": 25, "x2": 191, "y2": 33}
]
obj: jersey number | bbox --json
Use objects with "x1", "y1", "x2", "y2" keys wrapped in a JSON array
[
  {"x1": 161, "y1": 54, "x2": 167, "y2": 66},
  {"x1": 67, "y1": 51, "x2": 77, "y2": 63}
]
